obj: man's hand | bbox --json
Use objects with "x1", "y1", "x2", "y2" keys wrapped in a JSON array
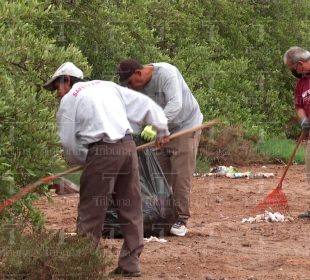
[
  {"x1": 301, "y1": 117, "x2": 310, "y2": 132},
  {"x1": 140, "y1": 125, "x2": 157, "y2": 142}
]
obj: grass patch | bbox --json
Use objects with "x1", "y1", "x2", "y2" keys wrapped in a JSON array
[
  {"x1": 0, "y1": 224, "x2": 110, "y2": 279},
  {"x1": 195, "y1": 156, "x2": 210, "y2": 174},
  {"x1": 257, "y1": 138, "x2": 306, "y2": 164}
]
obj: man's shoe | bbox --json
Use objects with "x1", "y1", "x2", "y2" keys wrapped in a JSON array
[
  {"x1": 109, "y1": 267, "x2": 141, "y2": 277},
  {"x1": 170, "y1": 219, "x2": 188, "y2": 236},
  {"x1": 298, "y1": 210, "x2": 310, "y2": 219}
]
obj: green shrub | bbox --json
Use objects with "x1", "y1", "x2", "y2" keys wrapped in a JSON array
[
  {"x1": 198, "y1": 125, "x2": 262, "y2": 166},
  {"x1": 0, "y1": 224, "x2": 110, "y2": 279},
  {"x1": 195, "y1": 156, "x2": 210, "y2": 174},
  {"x1": 0, "y1": 0, "x2": 90, "y2": 225}
]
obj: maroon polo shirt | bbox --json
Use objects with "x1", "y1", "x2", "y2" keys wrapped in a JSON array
[{"x1": 295, "y1": 75, "x2": 310, "y2": 116}]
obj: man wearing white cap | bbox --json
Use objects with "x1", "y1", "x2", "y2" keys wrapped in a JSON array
[{"x1": 44, "y1": 62, "x2": 170, "y2": 277}]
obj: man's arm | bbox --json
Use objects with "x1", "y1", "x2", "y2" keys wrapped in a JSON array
[
  {"x1": 57, "y1": 98, "x2": 89, "y2": 165},
  {"x1": 296, "y1": 107, "x2": 310, "y2": 132},
  {"x1": 296, "y1": 108, "x2": 307, "y2": 121},
  {"x1": 118, "y1": 86, "x2": 170, "y2": 138},
  {"x1": 161, "y1": 73, "x2": 183, "y2": 122}
]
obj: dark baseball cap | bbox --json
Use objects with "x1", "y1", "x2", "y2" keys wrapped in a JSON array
[{"x1": 117, "y1": 59, "x2": 143, "y2": 85}]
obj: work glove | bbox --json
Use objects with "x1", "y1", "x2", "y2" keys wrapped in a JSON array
[
  {"x1": 140, "y1": 125, "x2": 157, "y2": 142},
  {"x1": 301, "y1": 117, "x2": 310, "y2": 132}
]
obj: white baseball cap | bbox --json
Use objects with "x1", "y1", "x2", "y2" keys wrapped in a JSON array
[{"x1": 43, "y1": 62, "x2": 84, "y2": 91}]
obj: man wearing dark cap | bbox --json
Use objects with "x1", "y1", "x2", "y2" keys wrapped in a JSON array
[
  {"x1": 117, "y1": 59, "x2": 203, "y2": 237},
  {"x1": 44, "y1": 61, "x2": 170, "y2": 277}
]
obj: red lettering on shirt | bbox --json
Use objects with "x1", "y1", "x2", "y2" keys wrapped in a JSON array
[{"x1": 72, "y1": 81, "x2": 101, "y2": 97}]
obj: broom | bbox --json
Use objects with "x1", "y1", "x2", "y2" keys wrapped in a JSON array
[
  {"x1": 0, "y1": 119, "x2": 219, "y2": 214},
  {"x1": 255, "y1": 130, "x2": 306, "y2": 213}
]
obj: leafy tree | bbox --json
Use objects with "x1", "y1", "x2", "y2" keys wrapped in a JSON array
[
  {"x1": 0, "y1": 0, "x2": 90, "y2": 226},
  {"x1": 58, "y1": 0, "x2": 310, "y2": 136},
  {"x1": 58, "y1": 0, "x2": 167, "y2": 80}
]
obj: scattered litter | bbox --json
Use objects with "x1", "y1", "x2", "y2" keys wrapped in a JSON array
[
  {"x1": 143, "y1": 236, "x2": 168, "y2": 243},
  {"x1": 205, "y1": 165, "x2": 274, "y2": 179},
  {"x1": 65, "y1": 232, "x2": 77, "y2": 236},
  {"x1": 265, "y1": 211, "x2": 285, "y2": 222},
  {"x1": 242, "y1": 216, "x2": 257, "y2": 223},
  {"x1": 226, "y1": 171, "x2": 252, "y2": 179},
  {"x1": 241, "y1": 211, "x2": 294, "y2": 224},
  {"x1": 210, "y1": 165, "x2": 237, "y2": 176}
]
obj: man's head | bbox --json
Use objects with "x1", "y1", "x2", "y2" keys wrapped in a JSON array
[
  {"x1": 117, "y1": 59, "x2": 152, "y2": 89},
  {"x1": 284, "y1": 47, "x2": 310, "y2": 78},
  {"x1": 43, "y1": 62, "x2": 84, "y2": 98}
]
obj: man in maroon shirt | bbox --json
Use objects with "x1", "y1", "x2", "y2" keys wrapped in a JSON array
[{"x1": 284, "y1": 46, "x2": 310, "y2": 218}]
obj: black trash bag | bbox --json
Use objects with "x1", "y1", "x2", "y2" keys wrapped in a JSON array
[{"x1": 102, "y1": 146, "x2": 177, "y2": 238}]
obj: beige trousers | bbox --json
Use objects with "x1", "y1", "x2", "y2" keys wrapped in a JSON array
[{"x1": 155, "y1": 130, "x2": 201, "y2": 221}]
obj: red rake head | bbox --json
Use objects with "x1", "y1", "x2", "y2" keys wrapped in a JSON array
[{"x1": 254, "y1": 188, "x2": 289, "y2": 213}]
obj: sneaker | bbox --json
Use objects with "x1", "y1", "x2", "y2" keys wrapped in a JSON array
[
  {"x1": 108, "y1": 267, "x2": 141, "y2": 277},
  {"x1": 298, "y1": 210, "x2": 310, "y2": 219},
  {"x1": 170, "y1": 219, "x2": 188, "y2": 236}
]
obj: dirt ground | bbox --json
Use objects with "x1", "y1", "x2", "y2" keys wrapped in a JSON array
[{"x1": 35, "y1": 164, "x2": 310, "y2": 280}]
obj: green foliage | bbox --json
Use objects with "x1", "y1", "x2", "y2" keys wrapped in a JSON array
[
  {"x1": 195, "y1": 156, "x2": 210, "y2": 174},
  {"x1": 257, "y1": 138, "x2": 306, "y2": 164},
  {"x1": 0, "y1": 0, "x2": 90, "y2": 224},
  {"x1": 199, "y1": 125, "x2": 262, "y2": 166},
  {"x1": 0, "y1": 224, "x2": 110, "y2": 279},
  {"x1": 51, "y1": 0, "x2": 308, "y2": 138},
  {"x1": 58, "y1": 0, "x2": 167, "y2": 80}
]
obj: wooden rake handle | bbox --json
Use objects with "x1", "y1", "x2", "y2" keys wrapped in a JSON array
[
  {"x1": 277, "y1": 130, "x2": 306, "y2": 189},
  {"x1": 0, "y1": 119, "x2": 219, "y2": 214},
  {"x1": 0, "y1": 166, "x2": 83, "y2": 214},
  {"x1": 137, "y1": 119, "x2": 220, "y2": 150}
]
